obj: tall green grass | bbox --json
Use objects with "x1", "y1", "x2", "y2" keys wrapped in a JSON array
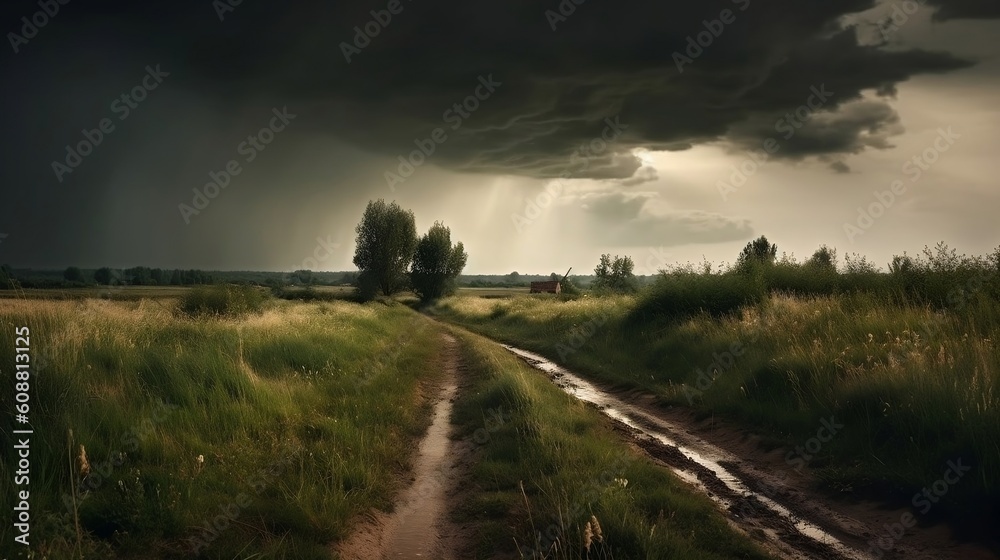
[
  {"x1": 0, "y1": 298, "x2": 442, "y2": 559},
  {"x1": 432, "y1": 264, "x2": 1000, "y2": 530},
  {"x1": 179, "y1": 284, "x2": 271, "y2": 316},
  {"x1": 450, "y1": 329, "x2": 773, "y2": 560}
]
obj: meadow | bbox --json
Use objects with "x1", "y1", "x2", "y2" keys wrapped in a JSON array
[
  {"x1": 431, "y1": 247, "x2": 1000, "y2": 533},
  {"x1": 0, "y1": 288, "x2": 781, "y2": 560},
  {"x1": 0, "y1": 293, "x2": 444, "y2": 559},
  {"x1": 4, "y1": 243, "x2": 998, "y2": 557}
]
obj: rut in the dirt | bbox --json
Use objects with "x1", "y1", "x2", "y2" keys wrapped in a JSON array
[
  {"x1": 501, "y1": 343, "x2": 998, "y2": 560},
  {"x1": 335, "y1": 333, "x2": 463, "y2": 560}
]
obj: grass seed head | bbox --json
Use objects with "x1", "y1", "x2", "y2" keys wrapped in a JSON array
[{"x1": 78, "y1": 444, "x2": 91, "y2": 479}]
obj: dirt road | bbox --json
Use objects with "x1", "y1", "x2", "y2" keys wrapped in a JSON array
[
  {"x1": 335, "y1": 334, "x2": 465, "y2": 560},
  {"x1": 336, "y1": 332, "x2": 997, "y2": 559}
]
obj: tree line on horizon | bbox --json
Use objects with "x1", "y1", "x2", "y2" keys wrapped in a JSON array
[{"x1": 3, "y1": 233, "x2": 997, "y2": 307}]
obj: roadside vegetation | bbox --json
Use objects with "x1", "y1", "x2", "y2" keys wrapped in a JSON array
[
  {"x1": 432, "y1": 240, "x2": 1000, "y2": 532},
  {"x1": 449, "y1": 328, "x2": 773, "y2": 560},
  {"x1": 0, "y1": 296, "x2": 443, "y2": 559}
]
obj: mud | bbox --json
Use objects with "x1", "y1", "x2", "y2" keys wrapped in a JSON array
[
  {"x1": 503, "y1": 343, "x2": 999, "y2": 560},
  {"x1": 335, "y1": 334, "x2": 462, "y2": 560}
]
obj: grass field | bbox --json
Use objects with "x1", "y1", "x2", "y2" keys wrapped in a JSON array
[
  {"x1": 431, "y1": 289, "x2": 1000, "y2": 529},
  {"x1": 0, "y1": 284, "x2": 522, "y2": 302},
  {"x1": 0, "y1": 286, "x2": 195, "y2": 300},
  {"x1": 0, "y1": 296, "x2": 443, "y2": 559},
  {"x1": 449, "y1": 328, "x2": 774, "y2": 560},
  {"x1": 0, "y1": 288, "x2": 784, "y2": 560}
]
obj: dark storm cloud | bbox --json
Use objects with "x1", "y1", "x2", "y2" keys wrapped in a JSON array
[
  {"x1": 924, "y1": 0, "x2": 1000, "y2": 21},
  {"x1": 726, "y1": 98, "x2": 906, "y2": 160},
  {"x1": 1, "y1": 0, "x2": 997, "y2": 268},
  {"x1": 3, "y1": 0, "x2": 990, "y2": 183},
  {"x1": 830, "y1": 161, "x2": 852, "y2": 174}
]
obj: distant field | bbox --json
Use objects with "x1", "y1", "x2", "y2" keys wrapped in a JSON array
[
  {"x1": 0, "y1": 285, "x2": 523, "y2": 301},
  {"x1": 456, "y1": 286, "x2": 529, "y2": 297},
  {"x1": 0, "y1": 285, "x2": 194, "y2": 300}
]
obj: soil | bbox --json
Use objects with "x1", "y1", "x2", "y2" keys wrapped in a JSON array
[{"x1": 334, "y1": 333, "x2": 474, "y2": 560}]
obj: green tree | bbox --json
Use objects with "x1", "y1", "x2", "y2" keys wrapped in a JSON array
[
  {"x1": 292, "y1": 269, "x2": 314, "y2": 285},
  {"x1": 128, "y1": 266, "x2": 152, "y2": 285},
  {"x1": 353, "y1": 199, "x2": 418, "y2": 299},
  {"x1": 0, "y1": 264, "x2": 14, "y2": 287},
  {"x1": 889, "y1": 253, "x2": 915, "y2": 274},
  {"x1": 63, "y1": 266, "x2": 84, "y2": 283},
  {"x1": 806, "y1": 245, "x2": 837, "y2": 270},
  {"x1": 593, "y1": 254, "x2": 637, "y2": 293},
  {"x1": 737, "y1": 235, "x2": 778, "y2": 267},
  {"x1": 410, "y1": 222, "x2": 468, "y2": 302},
  {"x1": 150, "y1": 268, "x2": 165, "y2": 285},
  {"x1": 94, "y1": 267, "x2": 113, "y2": 285}
]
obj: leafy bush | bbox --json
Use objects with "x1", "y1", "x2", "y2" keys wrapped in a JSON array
[
  {"x1": 179, "y1": 284, "x2": 270, "y2": 317},
  {"x1": 633, "y1": 268, "x2": 767, "y2": 320}
]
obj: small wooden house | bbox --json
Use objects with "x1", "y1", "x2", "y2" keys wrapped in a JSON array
[{"x1": 529, "y1": 281, "x2": 561, "y2": 294}]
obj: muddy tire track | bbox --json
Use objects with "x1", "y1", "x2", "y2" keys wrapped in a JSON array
[{"x1": 502, "y1": 343, "x2": 998, "y2": 560}]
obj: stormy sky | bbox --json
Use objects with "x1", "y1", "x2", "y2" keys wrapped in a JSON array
[{"x1": 0, "y1": 0, "x2": 997, "y2": 274}]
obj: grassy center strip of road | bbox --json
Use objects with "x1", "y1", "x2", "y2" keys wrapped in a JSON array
[
  {"x1": 0, "y1": 297, "x2": 444, "y2": 559},
  {"x1": 447, "y1": 326, "x2": 774, "y2": 559}
]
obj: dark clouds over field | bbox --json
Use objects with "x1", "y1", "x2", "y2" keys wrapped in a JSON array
[{"x1": 0, "y1": 0, "x2": 998, "y2": 272}]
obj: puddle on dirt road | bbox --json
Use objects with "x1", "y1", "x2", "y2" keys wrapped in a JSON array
[
  {"x1": 503, "y1": 344, "x2": 873, "y2": 560},
  {"x1": 381, "y1": 376, "x2": 458, "y2": 559}
]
